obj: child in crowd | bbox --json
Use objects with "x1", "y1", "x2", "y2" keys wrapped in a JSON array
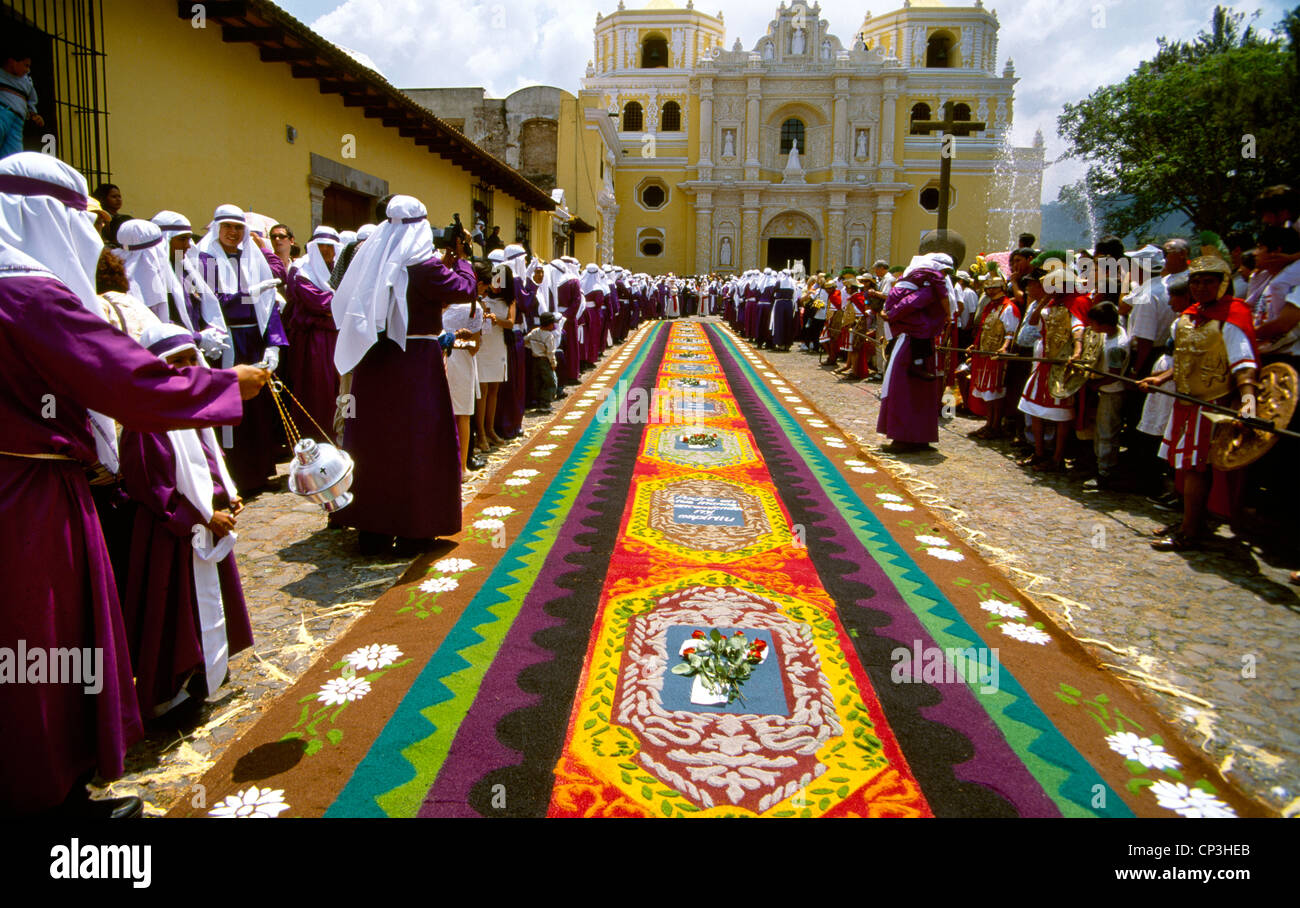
[{"x1": 525, "y1": 311, "x2": 561, "y2": 411}]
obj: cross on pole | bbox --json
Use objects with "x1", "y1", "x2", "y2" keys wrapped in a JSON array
[{"x1": 909, "y1": 101, "x2": 986, "y2": 232}]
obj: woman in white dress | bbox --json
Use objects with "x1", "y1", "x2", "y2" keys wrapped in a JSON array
[
  {"x1": 473, "y1": 261, "x2": 515, "y2": 452},
  {"x1": 442, "y1": 296, "x2": 483, "y2": 480}
]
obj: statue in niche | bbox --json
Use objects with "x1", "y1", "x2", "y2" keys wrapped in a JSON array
[
  {"x1": 721, "y1": 129, "x2": 735, "y2": 158},
  {"x1": 763, "y1": 42, "x2": 774, "y2": 60},
  {"x1": 822, "y1": 39, "x2": 832, "y2": 60},
  {"x1": 720, "y1": 237, "x2": 732, "y2": 265},
  {"x1": 855, "y1": 129, "x2": 868, "y2": 159},
  {"x1": 791, "y1": 27, "x2": 805, "y2": 55},
  {"x1": 850, "y1": 238, "x2": 863, "y2": 268}
]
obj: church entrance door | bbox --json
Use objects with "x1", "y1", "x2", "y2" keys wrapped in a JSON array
[{"x1": 767, "y1": 238, "x2": 811, "y2": 271}]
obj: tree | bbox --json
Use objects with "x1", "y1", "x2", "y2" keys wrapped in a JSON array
[{"x1": 1057, "y1": 6, "x2": 1299, "y2": 238}]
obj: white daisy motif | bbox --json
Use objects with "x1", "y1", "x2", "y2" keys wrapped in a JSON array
[
  {"x1": 851, "y1": 466, "x2": 877, "y2": 474},
  {"x1": 564, "y1": 413, "x2": 582, "y2": 420},
  {"x1": 419, "y1": 576, "x2": 459, "y2": 594},
  {"x1": 209, "y1": 786, "x2": 290, "y2": 818},
  {"x1": 916, "y1": 535, "x2": 950, "y2": 547},
  {"x1": 317, "y1": 675, "x2": 371, "y2": 706},
  {"x1": 844, "y1": 460, "x2": 866, "y2": 467},
  {"x1": 882, "y1": 502, "x2": 914, "y2": 511},
  {"x1": 795, "y1": 407, "x2": 813, "y2": 415},
  {"x1": 505, "y1": 477, "x2": 531, "y2": 486},
  {"x1": 583, "y1": 390, "x2": 601, "y2": 397},
  {"x1": 480, "y1": 506, "x2": 515, "y2": 518},
  {"x1": 979, "y1": 599, "x2": 1028, "y2": 620},
  {"x1": 534, "y1": 444, "x2": 558, "y2": 451},
  {"x1": 1105, "y1": 732, "x2": 1182, "y2": 771},
  {"x1": 529, "y1": 450, "x2": 551, "y2": 458},
  {"x1": 808, "y1": 420, "x2": 828, "y2": 427},
  {"x1": 926, "y1": 546, "x2": 965, "y2": 562},
  {"x1": 344, "y1": 643, "x2": 403, "y2": 671},
  {"x1": 826, "y1": 441, "x2": 847, "y2": 448},
  {"x1": 575, "y1": 399, "x2": 594, "y2": 408},
  {"x1": 512, "y1": 469, "x2": 540, "y2": 477},
  {"x1": 763, "y1": 372, "x2": 776, "y2": 378},
  {"x1": 548, "y1": 428, "x2": 570, "y2": 436},
  {"x1": 434, "y1": 557, "x2": 477, "y2": 573},
  {"x1": 999, "y1": 622, "x2": 1052, "y2": 645},
  {"x1": 876, "y1": 493, "x2": 904, "y2": 502},
  {"x1": 1148, "y1": 780, "x2": 1237, "y2": 818},
  {"x1": 472, "y1": 518, "x2": 505, "y2": 530}
]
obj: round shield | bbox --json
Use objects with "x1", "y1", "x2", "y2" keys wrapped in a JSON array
[
  {"x1": 1210, "y1": 362, "x2": 1299, "y2": 471},
  {"x1": 1048, "y1": 328, "x2": 1105, "y2": 398}
]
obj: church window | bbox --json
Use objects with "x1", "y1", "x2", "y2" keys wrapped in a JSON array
[
  {"x1": 779, "y1": 118, "x2": 805, "y2": 155},
  {"x1": 919, "y1": 186, "x2": 940, "y2": 211},
  {"x1": 909, "y1": 103, "x2": 931, "y2": 135},
  {"x1": 953, "y1": 103, "x2": 971, "y2": 122},
  {"x1": 641, "y1": 184, "x2": 666, "y2": 209},
  {"x1": 638, "y1": 227, "x2": 666, "y2": 256},
  {"x1": 661, "y1": 101, "x2": 682, "y2": 132},
  {"x1": 623, "y1": 101, "x2": 644, "y2": 132},
  {"x1": 926, "y1": 33, "x2": 951, "y2": 68},
  {"x1": 641, "y1": 35, "x2": 669, "y2": 68}
]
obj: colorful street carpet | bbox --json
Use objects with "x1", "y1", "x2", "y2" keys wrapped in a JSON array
[{"x1": 174, "y1": 320, "x2": 1267, "y2": 818}]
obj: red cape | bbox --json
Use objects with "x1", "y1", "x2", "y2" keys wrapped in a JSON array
[{"x1": 1188, "y1": 296, "x2": 1257, "y2": 353}]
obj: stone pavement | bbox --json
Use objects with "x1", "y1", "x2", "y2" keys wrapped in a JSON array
[{"x1": 735, "y1": 323, "x2": 1299, "y2": 815}]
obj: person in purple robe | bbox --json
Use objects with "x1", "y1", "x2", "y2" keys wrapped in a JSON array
[
  {"x1": 579, "y1": 264, "x2": 606, "y2": 366},
  {"x1": 743, "y1": 273, "x2": 761, "y2": 338},
  {"x1": 283, "y1": 225, "x2": 341, "y2": 440},
  {"x1": 194, "y1": 203, "x2": 289, "y2": 493},
  {"x1": 0, "y1": 155, "x2": 270, "y2": 817},
  {"x1": 119, "y1": 324, "x2": 254, "y2": 720},
  {"x1": 492, "y1": 244, "x2": 529, "y2": 440},
  {"x1": 771, "y1": 270, "x2": 798, "y2": 349},
  {"x1": 756, "y1": 268, "x2": 777, "y2": 347},
  {"x1": 554, "y1": 259, "x2": 583, "y2": 383},
  {"x1": 332, "y1": 196, "x2": 476, "y2": 557},
  {"x1": 876, "y1": 254, "x2": 953, "y2": 451}
]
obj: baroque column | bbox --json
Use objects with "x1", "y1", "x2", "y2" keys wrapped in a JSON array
[
  {"x1": 873, "y1": 196, "x2": 895, "y2": 264},
  {"x1": 699, "y1": 77, "x2": 714, "y2": 173},
  {"x1": 878, "y1": 78, "x2": 898, "y2": 182},
  {"x1": 695, "y1": 190, "x2": 713, "y2": 274},
  {"x1": 744, "y1": 76, "x2": 762, "y2": 181},
  {"x1": 742, "y1": 196, "x2": 760, "y2": 271},
  {"x1": 832, "y1": 76, "x2": 848, "y2": 181}
]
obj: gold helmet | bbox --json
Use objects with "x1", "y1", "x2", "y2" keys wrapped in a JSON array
[{"x1": 1187, "y1": 254, "x2": 1232, "y2": 298}]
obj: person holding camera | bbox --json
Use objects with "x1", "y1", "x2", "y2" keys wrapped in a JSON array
[{"x1": 332, "y1": 199, "x2": 476, "y2": 557}]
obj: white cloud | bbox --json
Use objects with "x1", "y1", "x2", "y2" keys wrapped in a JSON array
[{"x1": 276, "y1": 0, "x2": 1293, "y2": 201}]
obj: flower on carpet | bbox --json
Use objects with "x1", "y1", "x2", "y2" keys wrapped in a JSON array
[
  {"x1": 419, "y1": 576, "x2": 459, "y2": 594},
  {"x1": 1106, "y1": 732, "x2": 1182, "y2": 771},
  {"x1": 882, "y1": 502, "x2": 914, "y2": 511},
  {"x1": 505, "y1": 477, "x2": 531, "y2": 486},
  {"x1": 999, "y1": 622, "x2": 1051, "y2": 645},
  {"x1": 534, "y1": 444, "x2": 558, "y2": 451},
  {"x1": 512, "y1": 469, "x2": 540, "y2": 477},
  {"x1": 480, "y1": 506, "x2": 515, "y2": 518},
  {"x1": 916, "y1": 535, "x2": 950, "y2": 547},
  {"x1": 808, "y1": 420, "x2": 828, "y2": 427},
  {"x1": 472, "y1": 518, "x2": 505, "y2": 530},
  {"x1": 317, "y1": 676, "x2": 371, "y2": 706},
  {"x1": 925, "y1": 547, "x2": 964, "y2": 561},
  {"x1": 1148, "y1": 780, "x2": 1236, "y2": 818},
  {"x1": 434, "y1": 557, "x2": 477, "y2": 572},
  {"x1": 851, "y1": 466, "x2": 877, "y2": 474},
  {"x1": 209, "y1": 786, "x2": 290, "y2": 818},
  {"x1": 979, "y1": 599, "x2": 1028, "y2": 620},
  {"x1": 876, "y1": 493, "x2": 904, "y2": 502},
  {"x1": 344, "y1": 643, "x2": 403, "y2": 671}
]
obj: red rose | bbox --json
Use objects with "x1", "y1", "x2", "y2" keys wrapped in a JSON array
[
  {"x1": 683, "y1": 647, "x2": 696, "y2": 657},
  {"x1": 755, "y1": 640, "x2": 767, "y2": 650},
  {"x1": 692, "y1": 630, "x2": 706, "y2": 640},
  {"x1": 733, "y1": 631, "x2": 744, "y2": 637}
]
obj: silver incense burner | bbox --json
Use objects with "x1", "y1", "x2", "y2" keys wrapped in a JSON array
[{"x1": 287, "y1": 438, "x2": 354, "y2": 512}]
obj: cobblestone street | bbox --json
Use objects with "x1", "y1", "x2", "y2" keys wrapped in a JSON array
[
  {"x1": 95, "y1": 318, "x2": 1299, "y2": 816},
  {"x1": 733, "y1": 323, "x2": 1300, "y2": 815}
]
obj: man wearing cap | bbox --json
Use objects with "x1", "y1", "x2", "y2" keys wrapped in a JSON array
[
  {"x1": 195, "y1": 204, "x2": 289, "y2": 492},
  {"x1": 0, "y1": 153, "x2": 270, "y2": 816}
]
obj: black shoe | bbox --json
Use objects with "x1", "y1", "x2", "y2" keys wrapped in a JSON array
[
  {"x1": 358, "y1": 532, "x2": 395, "y2": 556},
  {"x1": 466, "y1": 455, "x2": 487, "y2": 471},
  {"x1": 394, "y1": 536, "x2": 436, "y2": 558},
  {"x1": 1151, "y1": 532, "x2": 1203, "y2": 552},
  {"x1": 85, "y1": 796, "x2": 144, "y2": 819}
]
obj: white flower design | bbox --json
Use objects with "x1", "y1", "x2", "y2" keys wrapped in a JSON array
[
  {"x1": 925, "y1": 546, "x2": 964, "y2": 562},
  {"x1": 345, "y1": 643, "x2": 403, "y2": 672},
  {"x1": 826, "y1": 441, "x2": 847, "y2": 448},
  {"x1": 534, "y1": 444, "x2": 558, "y2": 451},
  {"x1": 785, "y1": 396, "x2": 801, "y2": 401},
  {"x1": 876, "y1": 493, "x2": 904, "y2": 502},
  {"x1": 548, "y1": 428, "x2": 570, "y2": 436},
  {"x1": 851, "y1": 466, "x2": 877, "y2": 474},
  {"x1": 434, "y1": 557, "x2": 477, "y2": 572},
  {"x1": 209, "y1": 786, "x2": 290, "y2": 818},
  {"x1": 317, "y1": 676, "x2": 371, "y2": 706},
  {"x1": 844, "y1": 459, "x2": 866, "y2": 466},
  {"x1": 808, "y1": 420, "x2": 828, "y2": 427},
  {"x1": 575, "y1": 399, "x2": 594, "y2": 408},
  {"x1": 512, "y1": 469, "x2": 540, "y2": 477},
  {"x1": 472, "y1": 518, "x2": 505, "y2": 530},
  {"x1": 480, "y1": 506, "x2": 515, "y2": 518},
  {"x1": 882, "y1": 502, "x2": 914, "y2": 511},
  {"x1": 1148, "y1": 780, "x2": 1236, "y2": 818},
  {"x1": 529, "y1": 450, "x2": 551, "y2": 458},
  {"x1": 979, "y1": 599, "x2": 1028, "y2": 620},
  {"x1": 419, "y1": 576, "x2": 459, "y2": 594},
  {"x1": 564, "y1": 413, "x2": 582, "y2": 421},
  {"x1": 1106, "y1": 732, "x2": 1182, "y2": 771},
  {"x1": 916, "y1": 535, "x2": 950, "y2": 547},
  {"x1": 582, "y1": 390, "x2": 601, "y2": 397},
  {"x1": 999, "y1": 622, "x2": 1052, "y2": 645},
  {"x1": 505, "y1": 477, "x2": 531, "y2": 486},
  {"x1": 795, "y1": 407, "x2": 813, "y2": 415}
]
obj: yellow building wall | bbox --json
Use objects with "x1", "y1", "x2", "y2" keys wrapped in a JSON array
[{"x1": 104, "y1": 0, "x2": 543, "y2": 236}]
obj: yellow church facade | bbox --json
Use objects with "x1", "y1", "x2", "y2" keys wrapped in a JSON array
[{"x1": 573, "y1": 0, "x2": 1044, "y2": 274}]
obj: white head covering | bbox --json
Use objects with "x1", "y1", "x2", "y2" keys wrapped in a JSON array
[
  {"x1": 332, "y1": 195, "x2": 434, "y2": 375},
  {"x1": 195, "y1": 203, "x2": 277, "y2": 334},
  {"x1": 152, "y1": 210, "x2": 193, "y2": 239},
  {"x1": 115, "y1": 219, "x2": 187, "y2": 323},
  {"x1": 298, "y1": 225, "x2": 340, "y2": 292},
  {"x1": 338, "y1": 229, "x2": 358, "y2": 247},
  {"x1": 580, "y1": 263, "x2": 607, "y2": 295},
  {"x1": 356, "y1": 223, "x2": 377, "y2": 242},
  {"x1": 0, "y1": 152, "x2": 102, "y2": 313},
  {"x1": 502, "y1": 243, "x2": 528, "y2": 281},
  {"x1": 150, "y1": 210, "x2": 226, "y2": 335},
  {"x1": 0, "y1": 153, "x2": 120, "y2": 472}
]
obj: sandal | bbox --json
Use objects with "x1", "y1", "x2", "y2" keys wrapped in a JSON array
[
  {"x1": 1033, "y1": 459, "x2": 1065, "y2": 474},
  {"x1": 1017, "y1": 453, "x2": 1045, "y2": 467},
  {"x1": 1150, "y1": 532, "x2": 1203, "y2": 552},
  {"x1": 1153, "y1": 522, "x2": 1182, "y2": 538}
]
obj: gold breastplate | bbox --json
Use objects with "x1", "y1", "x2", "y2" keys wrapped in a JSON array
[
  {"x1": 978, "y1": 304, "x2": 1006, "y2": 353},
  {"x1": 1173, "y1": 315, "x2": 1231, "y2": 400},
  {"x1": 1042, "y1": 304, "x2": 1073, "y2": 360}
]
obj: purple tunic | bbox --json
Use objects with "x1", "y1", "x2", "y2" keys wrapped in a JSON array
[
  {"x1": 557, "y1": 279, "x2": 582, "y2": 382},
  {"x1": 581, "y1": 289, "x2": 604, "y2": 365},
  {"x1": 198, "y1": 246, "x2": 290, "y2": 491},
  {"x1": 284, "y1": 270, "x2": 340, "y2": 442},
  {"x1": 876, "y1": 335, "x2": 943, "y2": 444},
  {"x1": 338, "y1": 256, "x2": 476, "y2": 539},
  {"x1": 118, "y1": 430, "x2": 252, "y2": 715},
  {"x1": 0, "y1": 274, "x2": 243, "y2": 813}
]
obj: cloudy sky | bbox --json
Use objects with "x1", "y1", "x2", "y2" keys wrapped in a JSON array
[{"x1": 271, "y1": 0, "x2": 1292, "y2": 202}]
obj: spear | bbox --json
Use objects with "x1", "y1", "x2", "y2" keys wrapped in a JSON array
[{"x1": 933, "y1": 347, "x2": 1300, "y2": 440}]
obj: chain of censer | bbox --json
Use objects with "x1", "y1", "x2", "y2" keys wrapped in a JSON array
[{"x1": 266, "y1": 378, "x2": 331, "y2": 446}]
